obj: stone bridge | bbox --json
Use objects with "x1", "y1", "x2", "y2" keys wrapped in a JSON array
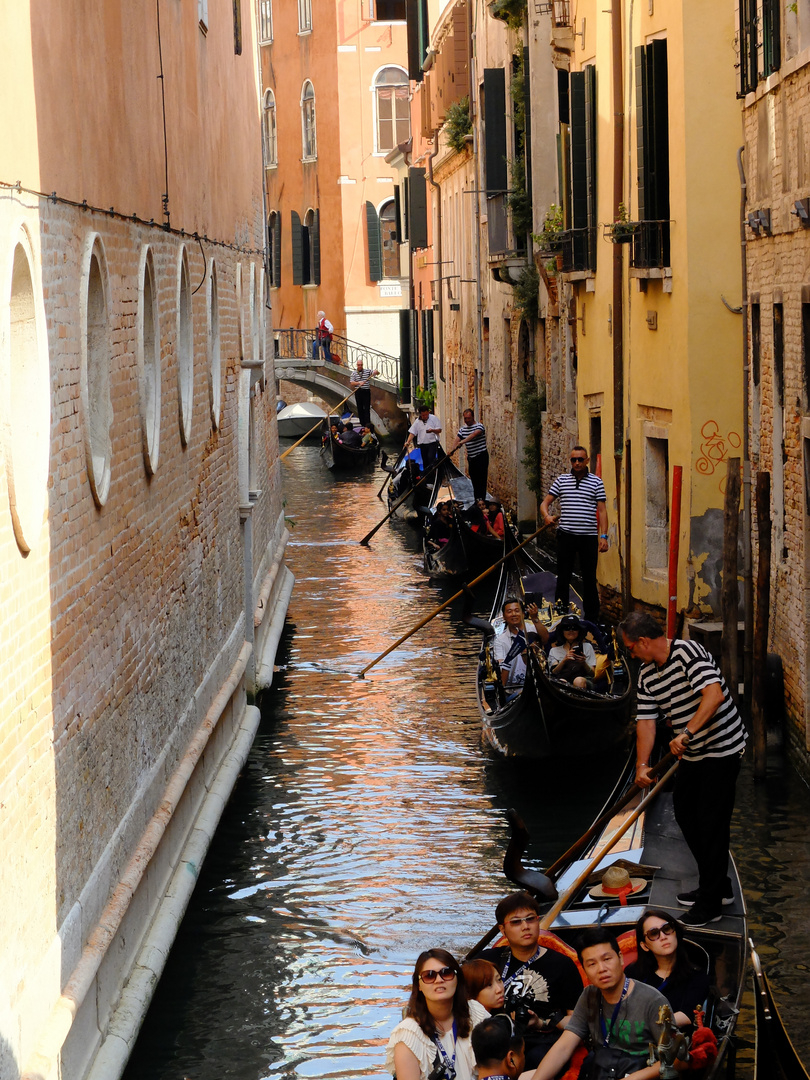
[{"x1": 274, "y1": 330, "x2": 410, "y2": 439}]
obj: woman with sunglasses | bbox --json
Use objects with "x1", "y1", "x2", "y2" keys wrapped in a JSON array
[
  {"x1": 385, "y1": 948, "x2": 489, "y2": 1080},
  {"x1": 625, "y1": 909, "x2": 710, "y2": 1027}
]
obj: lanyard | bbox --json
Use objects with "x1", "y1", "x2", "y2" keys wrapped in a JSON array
[
  {"x1": 432, "y1": 1021, "x2": 457, "y2": 1079},
  {"x1": 501, "y1": 945, "x2": 541, "y2": 985},
  {"x1": 600, "y1": 978, "x2": 629, "y2": 1046}
]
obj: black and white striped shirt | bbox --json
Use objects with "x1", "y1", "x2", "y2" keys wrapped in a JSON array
[
  {"x1": 547, "y1": 470, "x2": 606, "y2": 535},
  {"x1": 456, "y1": 421, "x2": 487, "y2": 457},
  {"x1": 351, "y1": 368, "x2": 374, "y2": 390},
  {"x1": 636, "y1": 639, "x2": 748, "y2": 760}
]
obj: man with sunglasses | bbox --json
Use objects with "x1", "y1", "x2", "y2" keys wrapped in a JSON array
[
  {"x1": 526, "y1": 928, "x2": 669, "y2": 1080},
  {"x1": 478, "y1": 892, "x2": 582, "y2": 1070},
  {"x1": 539, "y1": 446, "x2": 608, "y2": 623},
  {"x1": 471, "y1": 1015, "x2": 526, "y2": 1079}
]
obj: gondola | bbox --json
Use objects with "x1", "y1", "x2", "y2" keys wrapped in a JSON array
[
  {"x1": 422, "y1": 461, "x2": 509, "y2": 579},
  {"x1": 470, "y1": 754, "x2": 747, "y2": 1080},
  {"x1": 320, "y1": 422, "x2": 379, "y2": 471},
  {"x1": 751, "y1": 942, "x2": 810, "y2": 1079},
  {"x1": 467, "y1": 539, "x2": 633, "y2": 758},
  {"x1": 385, "y1": 447, "x2": 447, "y2": 523}
]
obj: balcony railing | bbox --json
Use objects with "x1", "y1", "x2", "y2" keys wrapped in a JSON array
[
  {"x1": 630, "y1": 220, "x2": 671, "y2": 270},
  {"x1": 559, "y1": 227, "x2": 596, "y2": 273},
  {"x1": 534, "y1": 0, "x2": 570, "y2": 26}
]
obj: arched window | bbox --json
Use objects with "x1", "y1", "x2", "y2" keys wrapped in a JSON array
[
  {"x1": 374, "y1": 66, "x2": 410, "y2": 153},
  {"x1": 263, "y1": 89, "x2": 277, "y2": 167},
  {"x1": 301, "y1": 80, "x2": 317, "y2": 160},
  {"x1": 380, "y1": 200, "x2": 399, "y2": 278}
]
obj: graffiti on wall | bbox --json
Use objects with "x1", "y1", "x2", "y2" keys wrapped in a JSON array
[{"x1": 695, "y1": 420, "x2": 742, "y2": 492}]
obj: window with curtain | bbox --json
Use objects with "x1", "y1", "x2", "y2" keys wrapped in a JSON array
[
  {"x1": 301, "y1": 81, "x2": 317, "y2": 160},
  {"x1": 259, "y1": 0, "x2": 272, "y2": 42},
  {"x1": 263, "y1": 89, "x2": 277, "y2": 167},
  {"x1": 374, "y1": 67, "x2": 410, "y2": 153}
]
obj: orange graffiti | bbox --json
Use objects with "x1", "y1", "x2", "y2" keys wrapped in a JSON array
[{"x1": 695, "y1": 420, "x2": 742, "y2": 492}]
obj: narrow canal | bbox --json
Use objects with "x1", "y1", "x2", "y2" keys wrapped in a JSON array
[{"x1": 124, "y1": 444, "x2": 810, "y2": 1080}]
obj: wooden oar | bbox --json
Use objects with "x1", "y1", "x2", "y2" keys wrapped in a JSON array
[
  {"x1": 357, "y1": 519, "x2": 555, "y2": 677},
  {"x1": 279, "y1": 388, "x2": 356, "y2": 461},
  {"x1": 359, "y1": 448, "x2": 458, "y2": 546},
  {"x1": 539, "y1": 758, "x2": 680, "y2": 930},
  {"x1": 544, "y1": 752, "x2": 677, "y2": 880}
]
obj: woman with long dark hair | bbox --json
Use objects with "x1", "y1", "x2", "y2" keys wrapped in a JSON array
[
  {"x1": 625, "y1": 909, "x2": 710, "y2": 1027},
  {"x1": 385, "y1": 948, "x2": 489, "y2": 1079}
]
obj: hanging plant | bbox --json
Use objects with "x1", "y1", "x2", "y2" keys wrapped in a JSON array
[
  {"x1": 532, "y1": 204, "x2": 564, "y2": 254},
  {"x1": 511, "y1": 264, "x2": 540, "y2": 323},
  {"x1": 607, "y1": 202, "x2": 638, "y2": 243},
  {"x1": 445, "y1": 96, "x2": 472, "y2": 154},
  {"x1": 489, "y1": 0, "x2": 528, "y2": 29}
]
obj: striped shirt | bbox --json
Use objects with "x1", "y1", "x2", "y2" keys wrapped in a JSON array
[
  {"x1": 636, "y1": 639, "x2": 748, "y2": 760},
  {"x1": 456, "y1": 421, "x2": 487, "y2": 457},
  {"x1": 351, "y1": 368, "x2": 374, "y2": 389},
  {"x1": 547, "y1": 470, "x2": 606, "y2": 535}
]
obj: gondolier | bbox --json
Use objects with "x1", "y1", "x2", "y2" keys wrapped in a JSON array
[
  {"x1": 539, "y1": 447, "x2": 607, "y2": 623},
  {"x1": 449, "y1": 410, "x2": 489, "y2": 500},
  {"x1": 350, "y1": 360, "x2": 379, "y2": 428},
  {"x1": 405, "y1": 404, "x2": 442, "y2": 471},
  {"x1": 618, "y1": 611, "x2": 748, "y2": 927}
]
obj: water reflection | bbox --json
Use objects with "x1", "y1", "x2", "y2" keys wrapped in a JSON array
[{"x1": 124, "y1": 445, "x2": 810, "y2": 1080}]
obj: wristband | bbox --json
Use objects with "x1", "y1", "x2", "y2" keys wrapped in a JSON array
[{"x1": 600, "y1": 534, "x2": 608, "y2": 539}]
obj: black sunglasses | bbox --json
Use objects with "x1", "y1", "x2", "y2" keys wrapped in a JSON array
[
  {"x1": 645, "y1": 920, "x2": 677, "y2": 941},
  {"x1": 570, "y1": 456, "x2": 587, "y2": 462},
  {"x1": 419, "y1": 966, "x2": 457, "y2": 983}
]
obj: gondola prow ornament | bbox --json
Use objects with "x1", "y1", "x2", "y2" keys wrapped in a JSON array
[{"x1": 648, "y1": 1004, "x2": 688, "y2": 1078}]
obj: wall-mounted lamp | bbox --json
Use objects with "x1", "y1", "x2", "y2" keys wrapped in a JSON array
[
  {"x1": 747, "y1": 208, "x2": 772, "y2": 235},
  {"x1": 793, "y1": 198, "x2": 810, "y2": 225}
]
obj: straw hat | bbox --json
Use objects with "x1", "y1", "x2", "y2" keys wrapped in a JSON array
[{"x1": 589, "y1": 865, "x2": 647, "y2": 901}]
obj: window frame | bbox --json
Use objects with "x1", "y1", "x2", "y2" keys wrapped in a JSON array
[
  {"x1": 371, "y1": 0, "x2": 406, "y2": 21},
  {"x1": 298, "y1": 0, "x2": 312, "y2": 33},
  {"x1": 301, "y1": 80, "x2": 317, "y2": 161},
  {"x1": 258, "y1": 0, "x2": 273, "y2": 43},
  {"x1": 372, "y1": 65, "x2": 411, "y2": 155},
  {"x1": 263, "y1": 88, "x2": 277, "y2": 168}
]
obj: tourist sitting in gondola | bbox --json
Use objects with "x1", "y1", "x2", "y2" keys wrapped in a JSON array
[
  {"x1": 524, "y1": 927, "x2": 670, "y2": 1080},
  {"x1": 461, "y1": 959, "x2": 505, "y2": 1013},
  {"x1": 385, "y1": 948, "x2": 489, "y2": 1080},
  {"x1": 339, "y1": 422, "x2": 362, "y2": 448},
  {"x1": 493, "y1": 599, "x2": 550, "y2": 690},
  {"x1": 465, "y1": 499, "x2": 489, "y2": 534},
  {"x1": 472, "y1": 1015, "x2": 526, "y2": 1080},
  {"x1": 427, "y1": 501, "x2": 455, "y2": 550},
  {"x1": 477, "y1": 892, "x2": 582, "y2": 1071},
  {"x1": 485, "y1": 499, "x2": 505, "y2": 539},
  {"x1": 625, "y1": 910, "x2": 711, "y2": 1030},
  {"x1": 547, "y1": 614, "x2": 597, "y2": 690},
  {"x1": 361, "y1": 425, "x2": 377, "y2": 447}
]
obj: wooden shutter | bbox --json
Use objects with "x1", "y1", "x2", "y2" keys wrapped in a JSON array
[
  {"x1": 398, "y1": 308, "x2": 416, "y2": 404},
  {"x1": 366, "y1": 201, "x2": 383, "y2": 283},
  {"x1": 763, "y1": 0, "x2": 781, "y2": 75},
  {"x1": 402, "y1": 177, "x2": 410, "y2": 240},
  {"x1": 635, "y1": 46, "x2": 647, "y2": 224},
  {"x1": 483, "y1": 68, "x2": 508, "y2": 193},
  {"x1": 584, "y1": 65, "x2": 597, "y2": 230},
  {"x1": 523, "y1": 47, "x2": 532, "y2": 198},
  {"x1": 569, "y1": 71, "x2": 587, "y2": 230},
  {"x1": 408, "y1": 166, "x2": 428, "y2": 250},
  {"x1": 311, "y1": 209, "x2": 321, "y2": 285},
  {"x1": 393, "y1": 185, "x2": 403, "y2": 243},
  {"x1": 291, "y1": 210, "x2": 303, "y2": 285},
  {"x1": 270, "y1": 214, "x2": 282, "y2": 287},
  {"x1": 406, "y1": 0, "x2": 429, "y2": 81}
]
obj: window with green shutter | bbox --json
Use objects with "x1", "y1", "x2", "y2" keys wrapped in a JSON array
[
  {"x1": 366, "y1": 202, "x2": 383, "y2": 282},
  {"x1": 634, "y1": 40, "x2": 670, "y2": 268},
  {"x1": 408, "y1": 167, "x2": 428, "y2": 250},
  {"x1": 291, "y1": 211, "x2": 303, "y2": 285}
]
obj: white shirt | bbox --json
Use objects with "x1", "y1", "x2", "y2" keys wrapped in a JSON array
[
  {"x1": 493, "y1": 626, "x2": 529, "y2": 684},
  {"x1": 408, "y1": 414, "x2": 441, "y2": 444}
]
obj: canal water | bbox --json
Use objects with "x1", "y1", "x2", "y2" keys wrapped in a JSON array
[{"x1": 124, "y1": 444, "x2": 810, "y2": 1080}]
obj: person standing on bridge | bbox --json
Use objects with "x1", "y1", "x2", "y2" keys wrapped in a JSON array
[
  {"x1": 350, "y1": 359, "x2": 379, "y2": 429},
  {"x1": 312, "y1": 311, "x2": 333, "y2": 361},
  {"x1": 449, "y1": 409, "x2": 489, "y2": 500}
]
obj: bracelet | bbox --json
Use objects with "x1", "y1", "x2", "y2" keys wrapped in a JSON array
[{"x1": 600, "y1": 534, "x2": 608, "y2": 539}]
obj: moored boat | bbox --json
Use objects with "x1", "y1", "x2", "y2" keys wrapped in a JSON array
[
  {"x1": 276, "y1": 400, "x2": 327, "y2": 438},
  {"x1": 470, "y1": 754, "x2": 748, "y2": 1080},
  {"x1": 467, "y1": 541, "x2": 633, "y2": 758}
]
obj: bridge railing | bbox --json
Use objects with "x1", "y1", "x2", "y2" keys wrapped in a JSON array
[{"x1": 275, "y1": 329, "x2": 400, "y2": 387}]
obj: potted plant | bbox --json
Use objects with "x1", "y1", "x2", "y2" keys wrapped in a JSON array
[
  {"x1": 608, "y1": 202, "x2": 638, "y2": 243},
  {"x1": 532, "y1": 204, "x2": 564, "y2": 254}
]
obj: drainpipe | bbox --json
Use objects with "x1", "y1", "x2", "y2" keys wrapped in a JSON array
[
  {"x1": 611, "y1": 0, "x2": 628, "y2": 609},
  {"x1": 738, "y1": 146, "x2": 753, "y2": 705},
  {"x1": 427, "y1": 143, "x2": 444, "y2": 387},
  {"x1": 469, "y1": 1, "x2": 483, "y2": 414}
]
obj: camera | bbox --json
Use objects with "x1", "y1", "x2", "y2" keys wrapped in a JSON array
[
  {"x1": 427, "y1": 1053, "x2": 456, "y2": 1080},
  {"x1": 503, "y1": 977, "x2": 565, "y2": 1036}
]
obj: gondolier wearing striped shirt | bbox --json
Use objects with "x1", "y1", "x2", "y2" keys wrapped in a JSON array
[
  {"x1": 449, "y1": 409, "x2": 489, "y2": 500},
  {"x1": 619, "y1": 611, "x2": 748, "y2": 928},
  {"x1": 539, "y1": 446, "x2": 607, "y2": 622},
  {"x1": 350, "y1": 359, "x2": 379, "y2": 428}
]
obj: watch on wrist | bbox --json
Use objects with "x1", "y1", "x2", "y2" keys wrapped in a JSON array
[
  {"x1": 599, "y1": 534, "x2": 608, "y2": 539},
  {"x1": 681, "y1": 729, "x2": 692, "y2": 743}
]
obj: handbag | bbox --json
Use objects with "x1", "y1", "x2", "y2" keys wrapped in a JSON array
[{"x1": 579, "y1": 1044, "x2": 644, "y2": 1079}]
